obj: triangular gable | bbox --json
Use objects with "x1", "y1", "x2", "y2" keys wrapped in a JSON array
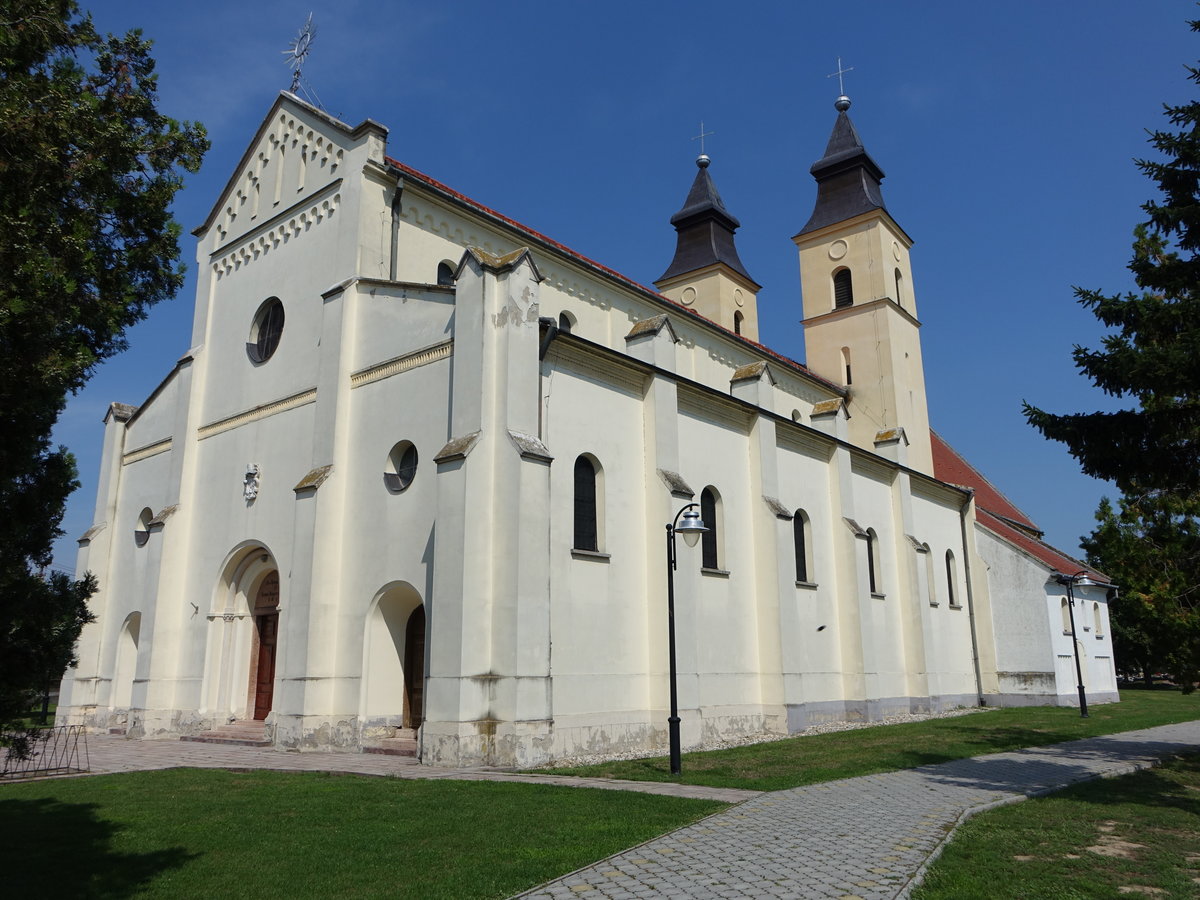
[
  {"x1": 193, "y1": 92, "x2": 387, "y2": 243},
  {"x1": 976, "y1": 508, "x2": 1110, "y2": 584}
]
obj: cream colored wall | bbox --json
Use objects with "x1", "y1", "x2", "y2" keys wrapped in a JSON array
[{"x1": 656, "y1": 266, "x2": 760, "y2": 341}]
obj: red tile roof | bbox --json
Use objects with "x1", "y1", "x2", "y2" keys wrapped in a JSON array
[
  {"x1": 931, "y1": 431, "x2": 1108, "y2": 583},
  {"x1": 385, "y1": 157, "x2": 846, "y2": 396}
]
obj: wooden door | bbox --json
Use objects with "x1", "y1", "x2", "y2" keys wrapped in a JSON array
[
  {"x1": 253, "y1": 611, "x2": 278, "y2": 720},
  {"x1": 403, "y1": 606, "x2": 426, "y2": 728}
]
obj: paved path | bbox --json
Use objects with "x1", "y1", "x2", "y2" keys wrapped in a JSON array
[
  {"x1": 519, "y1": 720, "x2": 1200, "y2": 899},
  {"x1": 8, "y1": 721, "x2": 1200, "y2": 898},
  {"x1": 14, "y1": 731, "x2": 757, "y2": 804}
]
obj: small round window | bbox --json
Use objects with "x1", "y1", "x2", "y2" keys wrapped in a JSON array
[
  {"x1": 247, "y1": 298, "x2": 285, "y2": 363},
  {"x1": 134, "y1": 507, "x2": 153, "y2": 547},
  {"x1": 384, "y1": 441, "x2": 418, "y2": 492}
]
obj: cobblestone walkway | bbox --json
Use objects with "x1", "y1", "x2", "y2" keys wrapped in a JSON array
[{"x1": 519, "y1": 720, "x2": 1200, "y2": 899}]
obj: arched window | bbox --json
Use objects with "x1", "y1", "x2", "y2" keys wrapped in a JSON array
[
  {"x1": 926, "y1": 542, "x2": 936, "y2": 607},
  {"x1": 1094, "y1": 602, "x2": 1103, "y2": 636},
  {"x1": 833, "y1": 268, "x2": 853, "y2": 308},
  {"x1": 558, "y1": 311, "x2": 575, "y2": 334},
  {"x1": 134, "y1": 507, "x2": 153, "y2": 547},
  {"x1": 701, "y1": 487, "x2": 721, "y2": 571},
  {"x1": 841, "y1": 347, "x2": 853, "y2": 386},
  {"x1": 945, "y1": 550, "x2": 958, "y2": 606},
  {"x1": 1061, "y1": 597, "x2": 1072, "y2": 633},
  {"x1": 894, "y1": 268, "x2": 904, "y2": 307},
  {"x1": 436, "y1": 261, "x2": 455, "y2": 286},
  {"x1": 733, "y1": 310, "x2": 744, "y2": 335},
  {"x1": 866, "y1": 528, "x2": 879, "y2": 594},
  {"x1": 794, "y1": 510, "x2": 812, "y2": 583},
  {"x1": 573, "y1": 455, "x2": 600, "y2": 552}
]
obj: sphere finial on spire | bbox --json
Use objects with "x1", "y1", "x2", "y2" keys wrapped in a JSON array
[
  {"x1": 828, "y1": 58, "x2": 854, "y2": 112},
  {"x1": 692, "y1": 121, "x2": 714, "y2": 168}
]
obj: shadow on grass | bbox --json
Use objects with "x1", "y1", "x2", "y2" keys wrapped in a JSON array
[{"x1": 0, "y1": 797, "x2": 195, "y2": 897}]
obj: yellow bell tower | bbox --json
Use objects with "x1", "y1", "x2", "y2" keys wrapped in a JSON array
[{"x1": 794, "y1": 95, "x2": 932, "y2": 474}]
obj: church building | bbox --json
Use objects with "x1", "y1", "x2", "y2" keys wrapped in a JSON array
[{"x1": 58, "y1": 91, "x2": 1118, "y2": 766}]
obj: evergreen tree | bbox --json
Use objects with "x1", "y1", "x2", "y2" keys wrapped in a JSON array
[
  {"x1": 1026, "y1": 17, "x2": 1200, "y2": 691},
  {"x1": 0, "y1": 0, "x2": 207, "y2": 748}
]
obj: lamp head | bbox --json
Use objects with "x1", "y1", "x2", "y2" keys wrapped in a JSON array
[{"x1": 676, "y1": 507, "x2": 708, "y2": 548}]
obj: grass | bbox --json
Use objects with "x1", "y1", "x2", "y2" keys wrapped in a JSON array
[
  {"x1": 912, "y1": 752, "x2": 1200, "y2": 900},
  {"x1": 0, "y1": 769, "x2": 725, "y2": 899},
  {"x1": 538, "y1": 689, "x2": 1200, "y2": 791}
]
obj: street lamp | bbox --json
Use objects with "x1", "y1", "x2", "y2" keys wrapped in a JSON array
[
  {"x1": 1052, "y1": 570, "x2": 1097, "y2": 718},
  {"x1": 665, "y1": 503, "x2": 708, "y2": 775}
]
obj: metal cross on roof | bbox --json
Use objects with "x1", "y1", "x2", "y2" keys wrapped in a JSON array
[
  {"x1": 827, "y1": 57, "x2": 854, "y2": 96},
  {"x1": 691, "y1": 121, "x2": 715, "y2": 156}
]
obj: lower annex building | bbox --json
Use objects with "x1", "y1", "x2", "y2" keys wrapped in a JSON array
[{"x1": 58, "y1": 91, "x2": 1118, "y2": 766}]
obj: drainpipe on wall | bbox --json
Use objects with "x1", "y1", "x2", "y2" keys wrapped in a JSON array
[
  {"x1": 389, "y1": 178, "x2": 404, "y2": 281},
  {"x1": 959, "y1": 491, "x2": 985, "y2": 706}
]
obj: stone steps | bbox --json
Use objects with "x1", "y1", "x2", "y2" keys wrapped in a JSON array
[
  {"x1": 181, "y1": 720, "x2": 271, "y2": 747},
  {"x1": 362, "y1": 727, "x2": 418, "y2": 758}
]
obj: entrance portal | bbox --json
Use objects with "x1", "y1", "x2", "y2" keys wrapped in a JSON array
[
  {"x1": 252, "y1": 571, "x2": 280, "y2": 720},
  {"x1": 403, "y1": 605, "x2": 425, "y2": 728}
]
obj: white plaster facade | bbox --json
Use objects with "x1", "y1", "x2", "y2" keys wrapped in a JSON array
[{"x1": 58, "y1": 93, "x2": 1116, "y2": 766}]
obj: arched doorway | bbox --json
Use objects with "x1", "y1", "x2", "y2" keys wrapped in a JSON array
[
  {"x1": 251, "y1": 572, "x2": 280, "y2": 720},
  {"x1": 113, "y1": 612, "x2": 141, "y2": 709},
  {"x1": 362, "y1": 582, "x2": 425, "y2": 729},
  {"x1": 202, "y1": 545, "x2": 280, "y2": 723}
]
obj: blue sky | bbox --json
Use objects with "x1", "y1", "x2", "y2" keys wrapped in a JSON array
[{"x1": 50, "y1": 0, "x2": 1197, "y2": 570}]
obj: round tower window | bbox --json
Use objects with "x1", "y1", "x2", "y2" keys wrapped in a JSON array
[{"x1": 247, "y1": 298, "x2": 285, "y2": 364}]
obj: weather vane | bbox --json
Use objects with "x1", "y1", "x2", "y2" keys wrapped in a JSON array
[
  {"x1": 283, "y1": 14, "x2": 316, "y2": 93},
  {"x1": 691, "y1": 121, "x2": 715, "y2": 166}
]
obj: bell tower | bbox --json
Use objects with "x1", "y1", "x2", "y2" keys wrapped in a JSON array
[
  {"x1": 794, "y1": 95, "x2": 932, "y2": 473},
  {"x1": 656, "y1": 152, "x2": 761, "y2": 340}
]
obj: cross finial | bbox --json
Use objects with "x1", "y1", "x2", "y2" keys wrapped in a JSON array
[
  {"x1": 691, "y1": 121, "x2": 715, "y2": 162},
  {"x1": 828, "y1": 57, "x2": 854, "y2": 95}
]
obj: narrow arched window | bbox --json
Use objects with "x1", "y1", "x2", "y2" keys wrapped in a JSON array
[
  {"x1": 1094, "y1": 602, "x2": 1103, "y2": 636},
  {"x1": 833, "y1": 268, "x2": 853, "y2": 308},
  {"x1": 573, "y1": 455, "x2": 598, "y2": 552},
  {"x1": 866, "y1": 528, "x2": 879, "y2": 594},
  {"x1": 945, "y1": 550, "x2": 958, "y2": 606},
  {"x1": 436, "y1": 261, "x2": 455, "y2": 286},
  {"x1": 701, "y1": 487, "x2": 720, "y2": 570},
  {"x1": 558, "y1": 311, "x2": 575, "y2": 334},
  {"x1": 1061, "y1": 598, "x2": 1072, "y2": 633},
  {"x1": 794, "y1": 510, "x2": 812, "y2": 583},
  {"x1": 733, "y1": 310, "x2": 744, "y2": 335},
  {"x1": 894, "y1": 268, "x2": 904, "y2": 306},
  {"x1": 922, "y1": 543, "x2": 936, "y2": 605},
  {"x1": 842, "y1": 347, "x2": 853, "y2": 386}
]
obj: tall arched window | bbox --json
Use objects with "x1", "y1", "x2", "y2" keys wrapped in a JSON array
[
  {"x1": 945, "y1": 550, "x2": 958, "y2": 606},
  {"x1": 1061, "y1": 598, "x2": 1072, "y2": 633},
  {"x1": 833, "y1": 268, "x2": 853, "y2": 308},
  {"x1": 866, "y1": 528, "x2": 879, "y2": 594},
  {"x1": 701, "y1": 487, "x2": 721, "y2": 571},
  {"x1": 920, "y1": 542, "x2": 936, "y2": 605},
  {"x1": 573, "y1": 455, "x2": 600, "y2": 552},
  {"x1": 894, "y1": 268, "x2": 904, "y2": 306},
  {"x1": 841, "y1": 347, "x2": 853, "y2": 386},
  {"x1": 793, "y1": 510, "x2": 812, "y2": 583},
  {"x1": 733, "y1": 310, "x2": 744, "y2": 335},
  {"x1": 558, "y1": 311, "x2": 575, "y2": 334},
  {"x1": 436, "y1": 261, "x2": 455, "y2": 286},
  {"x1": 1094, "y1": 602, "x2": 1103, "y2": 636}
]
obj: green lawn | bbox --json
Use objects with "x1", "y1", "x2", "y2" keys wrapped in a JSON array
[
  {"x1": 539, "y1": 689, "x2": 1200, "y2": 791},
  {"x1": 0, "y1": 769, "x2": 725, "y2": 899},
  {"x1": 913, "y1": 752, "x2": 1200, "y2": 900}
]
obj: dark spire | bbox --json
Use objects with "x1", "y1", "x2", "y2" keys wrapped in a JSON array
[
  {"x1": 796, "y1": 96, "x2": 888, "y2": 236},
  {"x1": 658, "y1": 155, "x2": 759, "y2": 287}
]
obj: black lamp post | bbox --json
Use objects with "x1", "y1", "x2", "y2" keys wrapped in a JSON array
[
  {"x1": 665, "y1": 502, "x2": 708, "y2": 775},
  {"x1": 1053, "y1": 570, "x2": 1093, "y2": 718}
]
